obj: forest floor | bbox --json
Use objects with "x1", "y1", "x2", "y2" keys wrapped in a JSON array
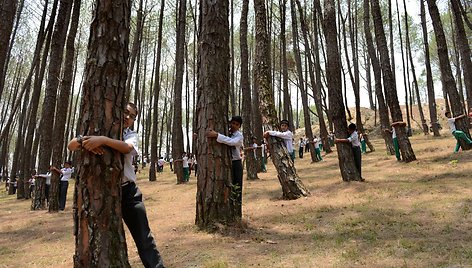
[{"x1": 1, "y1": 131, "x2": 472, "y2": 267}]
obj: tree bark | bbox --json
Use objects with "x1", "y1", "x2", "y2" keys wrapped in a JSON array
[
  {"x1": 451, "y1": 0, "x2": 472, "y2": 109},
  {"x1": 371, "y1": 0, "x2": 416, "y2": 162},
  {"x1": 255, "y1": 0, "x2": 310, "y2": 198},
  {"x1": 149, "y1": 0, "x2": 165, "y2": 182},
  {"x1": 427, "y1": 0, "x2": 471, "y2": 150},
  {"x1": 241, "y1": 0, "x2": 259, "y2": 180},
  {"x1": 323, "y1": 0, "x2": 362, "y2": 181},
  {"x1": 196, "y1": 0, "x2": 239, "y2": 229},
  {"x1": 279, "y1": 0, "x2": 294, "y2": 130},
  {"x1": 172, "y1": 0, "x2": 187, "y2": 184},
  {"x1": 49, "y1": 0, "x2": 80, "y2": 212},
  {"x1": 420, "y1": 0, "x2": 440, "y2": 136},
  {"x1": 0, "y1": 0, "x2": 17, "y2": 98},
  {"x1": 73, "y1": 0, "x2": 131, "y2": 266}
]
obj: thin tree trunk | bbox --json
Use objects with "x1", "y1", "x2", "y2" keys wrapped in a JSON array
[
  {"x1": 280, "y1": 0, "x2": 294, "y2": 129},
  {"x1": 255, "y1": 0, "x2": 310, "y2": 198},
  {"x1": 241, "y1": 0, "x2": 259, "y2": 180},
  {"x1": 372, "y1": 0, "x2": 416, "y2": 162},
  {"x1": 125, "y1": 0, "x2": 144, "y2": 101},
  {"x1": 172, "y1": 0, "x2": 187, "y2": 184},
  {"x1": 420, "y1": 0, "x2": 440, "y2": 136},
  {"x1": 0, "y1": 0, "x2": 18, "y2": 98},
  {"x1": 73, "y1": 0, "x2": 131, "y2": 265}
]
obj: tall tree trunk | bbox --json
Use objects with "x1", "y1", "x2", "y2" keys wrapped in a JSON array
[
  {"x1": 323, "y1": 0, "x2": 362, "y2": 181},
  {"x1": 420, "y1": 0, "x2": 440, "y2": 136},
  {"x1": 290, "y1": 0, "x2": 317, "y2": 162},
  {"x1": 125, "y1": 0, "x2": 144, "y2": 101},
  {"x1": 255, "y1": 0, "x2": 310, "y2": 198},
  {"x1": 427, "y1": 0, "x2": 471, "y2": 150},
  {"x1": 73, "y1": 0, "x2": 131, "y2": 266},
  {"x1": 49, "y1": 0, "x2": 80, "y2": 212},
  {"x1": 241, "y1": 0, "x2": 259, "y2": 180},
  {"x1": 371, "y1": 0, "x2": 416, "y2": 162},
  {"x1": 172, "y1": 0, "x2": 187, "y2": 184},
  {"x1": 34, "y1": 0, "x2": 73, "y2": 210},
  {"x1": 451, "y1": 0, "x2": 472, "y2": 109},
  {"x1": 280, "y1": 0, "x2": 294, "y2": 129},
  {"x1": 403, "y1": 0, "x2": 428, "y2": 135},
  {"x1": 196, "y1": 0, "x2": 238, "y2": 228},
  {"x1": 149, "y1": 0, "x2": 165, "y2": 182},
  {"x1": 0, "y1": 0, "x2": 17, "y2": 98}
]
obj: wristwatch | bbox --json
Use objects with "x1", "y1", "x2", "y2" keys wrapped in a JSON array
[{"x1": 76, "y1": 135, "x2": 84, "y2": 146}]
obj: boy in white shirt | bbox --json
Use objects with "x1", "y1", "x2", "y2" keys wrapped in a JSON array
[
  {"x1": 335, "y1": 123, "x2": 363, "y2": 180},
  {"x1": 445, "y1": 111, "x2": 472, "y2": 153},
  {"x1": 263, "y1": 119, "x2": 295, "y2": 161}
]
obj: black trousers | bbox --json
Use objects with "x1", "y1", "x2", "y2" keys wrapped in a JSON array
[
  {"x1": 59, "y1": 181, "x2": 68, "y2": 210},
  {"x1": 299, "y1": 147, "x2": 304, "y2": 158},
  {"x1": 232, "y1": 160, "x2": 243, "y2": 216},
  {"x1": 45, "y1": 184, "x2": 50, "y2": 203},
  {"x1": 352, "y1": 146, "x2": 362, "y2": 178},
  {"x1": 122, "y1": 182, "x2": 164, "y2": 268}
]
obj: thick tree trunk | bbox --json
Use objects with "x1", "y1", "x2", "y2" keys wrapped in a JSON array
[
  {"x1": 0, "y1": 0, "x2": 17, "y2": 98},
  {"x1": 371, "y1": 0, "x2": 416, "y2": 162},
  {"x1": 196, "y1": 0, "x2": 238, "y2": 228},
  {"x1": 254, "y1": 0, "x2": 310, "y2": 198},
  {"x1": 241, "y1": 0, "x2": 259, "y2": 180},
  {"x1": 50, "y1": 0, "x2": 80, "y2": 212},
  {"x1": 149, "y1": 0, "x2": 165, "y2": 182},
  {"x1": 420, "y1": 0, "x2": 440, "y2": 137},
  {"x1": 451, "y1": 0, "x2": 472, "y2": 109},
  {"x1": 172, "y1": 0, "x2": 187, "y2": 184},
  {"x1": 34, "y1": 0, "x2": 73, "y2": 210},
  {"x1": 290, "y1": 0, "x2": 317, "y2": 162},
  {"x1": 323, "y1": 0, "x2": 362, "y2": 181},
  {"x1": 427, "y1": 0, "x2": 471, "y2": 150},
  {"x1": 73, "y1": 0, "x2": 131, "y2": 266}
]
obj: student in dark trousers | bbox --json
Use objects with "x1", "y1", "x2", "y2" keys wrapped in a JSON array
[
  {"x1": 68, "y1": 103, "x2": 164, "y2": 268},
  {"x1": 206, "y1": 116, "x2": 244, "y2": 216},
  {"x1": 335, "y1": 123, "x2": 363, "y2": 180}
]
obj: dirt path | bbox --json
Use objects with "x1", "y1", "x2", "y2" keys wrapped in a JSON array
[{"x1": 1, "y1": 132, "x2": 471, "y2": 267}]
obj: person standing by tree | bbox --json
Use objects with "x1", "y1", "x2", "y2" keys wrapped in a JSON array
[
  {"x1": 298, "y1": 137, "x2": 305, "y2": 158},
  {"x1": 445, "y1": 111, "x2": 472, "y2": 153},
  {"x1": 52, "y1": 161, "x2": 73, "y2": 211},
  {"x1": 68, "y1": 103, "x2": 164, "y2": 267},
  {"x1": 335, "y1": 123, "x2": 364, "y2": 181},
  {"x1": 311, "y1": 136, "x2": 323, "y2": 161},
  {"x1": 206, "y1": 116, "x2": 244, "y2": 216},
  {"x1": 384, "y1": 121, "x2": 406, "y2": 161},
  {"x1": 264, "y1": 120, "x2": 295, "y2": 161}
]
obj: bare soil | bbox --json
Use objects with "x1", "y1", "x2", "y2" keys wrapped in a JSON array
[{"x1": 1, "y1": 131, "x2": 472, "y2": 267}]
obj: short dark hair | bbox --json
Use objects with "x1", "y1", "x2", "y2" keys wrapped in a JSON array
[
  {"x1": 348, "y1": 123, "x2": 357, "y2": 131},
  {"x1": 230, "y1": 116, "x2": 242, "y2": 125},
  {"x1": 280, "y1": 119, "x2": 290, "y2": 126},
  {"x1": 445, "y1": 111, "x2": 451, "y2": 117},
  {"x1": 127, "y1": 102, "x2": 138, "y2": 115}
]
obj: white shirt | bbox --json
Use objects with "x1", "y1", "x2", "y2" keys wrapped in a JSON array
[
  {"x1": 313, "y1": 138, "x2": 321, "y2": 149},
  {"x1": 267, "y1": 130, "x2": 294, "y2": 153},
  {"x1": 123, "y1": 128, "x2": 139, "y2": 183},
  {"x1": 347, "y1": 131, "x2": 361, "y2": 147},
  {"x1": 216, "y1": 130, "x2": 244, "y2": 161},
  {"x1": 447, "y1": 118, "x2": 456, "y2": 133},
  {"x1": 182, "y1": 156, "x2": 189, "y2": 168},
  {"x1": 298, "y1": 140, "x2": 304, "y2": 148},
  {"x1": 37, "y1": 172, "x2": 51, "y2": 185},
  {"x1": 252, "y1": 143, "x2": 258, "y2": 158},
  {"x1": 60, "y1": 168, "x2": 73, "y2": 182},
  {"x1": 157, "y1": 159, "x2": 165, "y2": 166},
  {"x1": 391, "y1": 127, "x2": 397, "y2": 139}
]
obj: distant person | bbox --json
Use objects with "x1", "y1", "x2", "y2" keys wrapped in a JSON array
[
  {"x1": 298, "y1": 137, "x2": 305, "y2": 159},
  {"x1": 304, "y1": 137, "x2": 310, "y2": 153},
  {"x1": 445, "y1": 111, "x2": 472, "y2": 153},
  {"x1": 157, "y1": 157, "x2": 165, "y2": 173},
  {"x1": 310, "y1": 136, "x2": 322, "y2": 161},
  {"x1": 52, "y1": 161, "x2": 74, "y2": 211},
  {"x1": 384, "y1": 121, "x2": 406, "y2": 161},
  {"x1": 175, "y1": 152, "x2": 190, "y2": 182},
  {"x1": 264, "y1": 120, "x2": 295, "y2": 161},
  {"x1": 360, "y1": 132, "x2": 367, "y2": 154},
  {"x1": 206, "y1": 116, "x2": 244, "y2": 214},
  {"x1": 335, "y1": 123, "x2": 363, "y2": 180},
  {"x1": 67, "y1": 102, "x2": 164, "y2": 267},
  {"x1": 169, "y1": 157, "x2": 173, "y2": 172},
  {"x1": 34, "y1": 168, "x2": 51, "y2": 203}
]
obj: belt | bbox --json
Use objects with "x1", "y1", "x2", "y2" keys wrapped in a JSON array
[{"x1": 121, "y1": 181, "x2": 133, "y2": 187}]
